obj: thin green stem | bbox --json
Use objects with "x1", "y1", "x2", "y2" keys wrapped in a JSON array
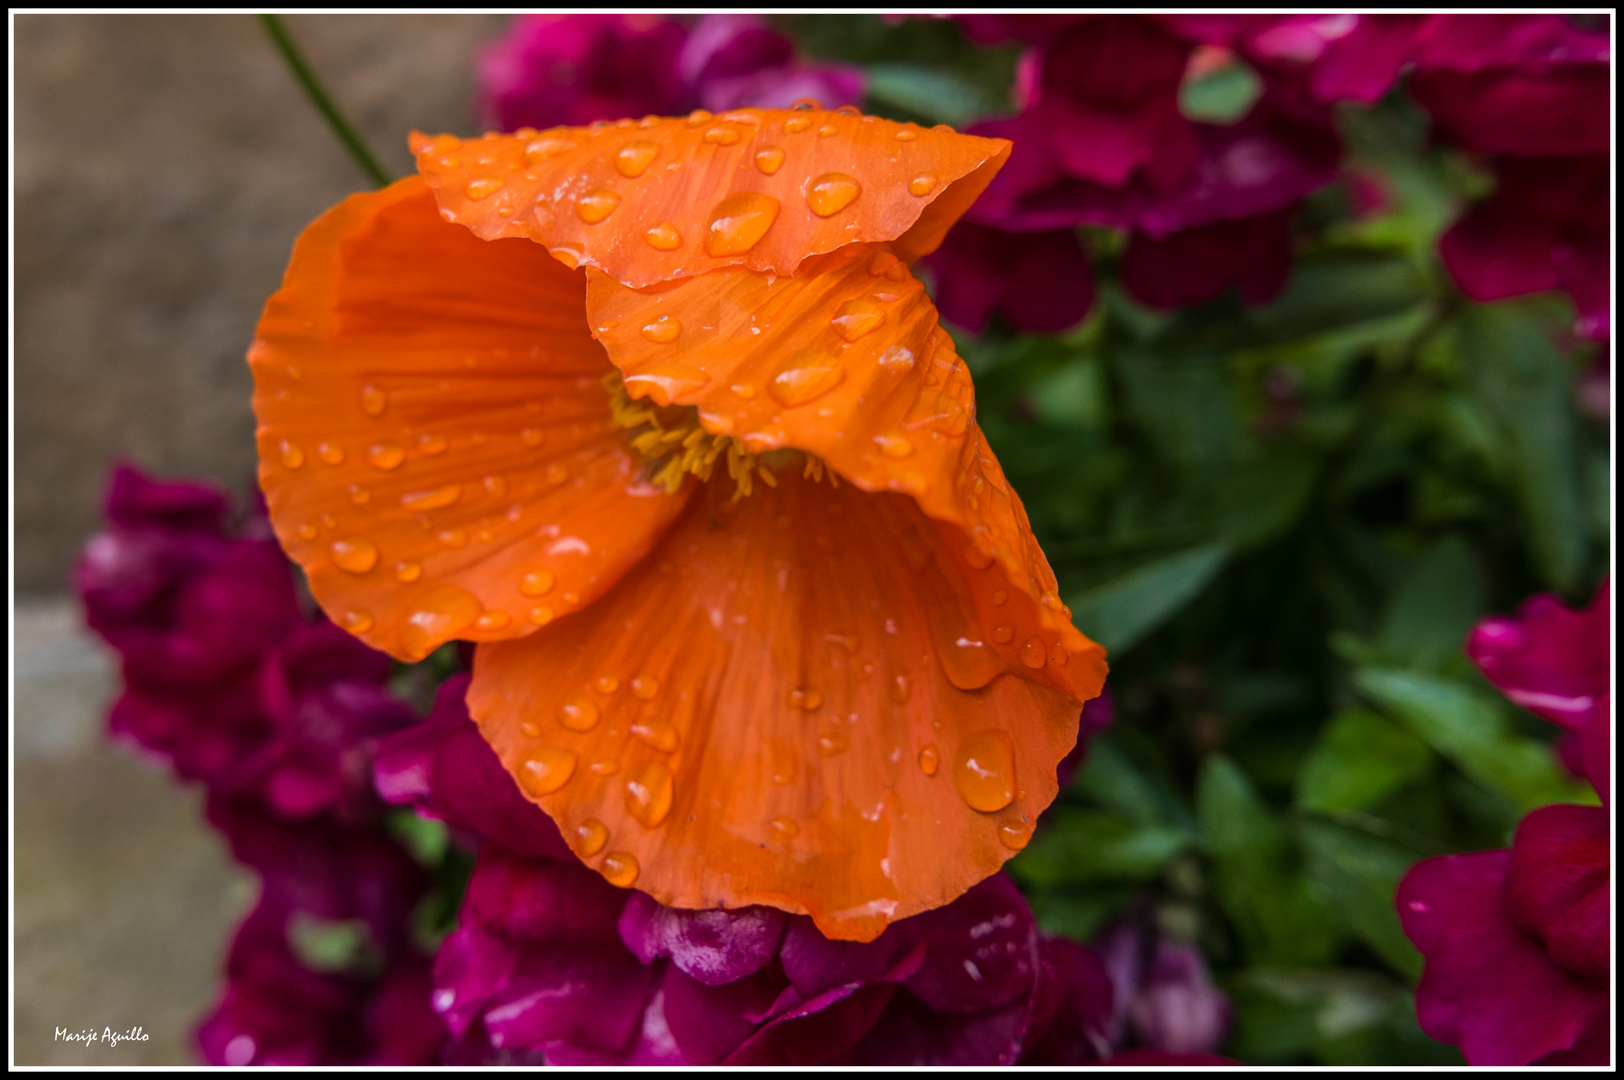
[{"x1": 259, "y1": 14, "x2": 393, "y2": 189}]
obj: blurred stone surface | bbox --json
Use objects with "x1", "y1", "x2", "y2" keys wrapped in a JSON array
[
  {"x1": 14, "y1": 598, "x2": 254, "y2": 1064},
  {"x1": 15, "y1": 13, "x2": 508, "y2": 595}
]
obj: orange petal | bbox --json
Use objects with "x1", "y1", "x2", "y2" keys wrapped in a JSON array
[
  {"x1": 585, "y1": 244, "x2": 1093, "y2": 667},
  {"x1": 250, "y1": 178, "x2": 690, "y2": 661},
  {"x1": 409, "y1": 110, "x2": 1010, "y2": 290},
  {"x1": 468, "y1": 471, "x2": 1106, "y2": 942}
]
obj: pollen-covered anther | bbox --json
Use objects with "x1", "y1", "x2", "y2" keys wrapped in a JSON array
[{"x1": 605, "y1": 370, "x2": 834, "y2": 500}]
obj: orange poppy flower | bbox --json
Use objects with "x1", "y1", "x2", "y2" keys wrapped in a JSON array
[{"x1": 249, "y1": 105, "x2": 1107, "y2": 941}]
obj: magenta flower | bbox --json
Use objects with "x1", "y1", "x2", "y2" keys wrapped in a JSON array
[
  {"x1": 1398, "y1": 584, "x2": 1611, "y2": 1065},
  {"x1": 477, "y1": 14, "x2": 690, "y2": 132},
  {"x1": 923, "y1": 223, "x2": 1094, "y2": 334},
  {"x1": 1465, "y1": 579, "x2": 1610, "y2": 734},
  {"x1": 1095, "y1": 918, "x2": 1232, "y2": 1056},
  {"x1": 478, "y1": 14, "x2": 864, "y2": 134}
]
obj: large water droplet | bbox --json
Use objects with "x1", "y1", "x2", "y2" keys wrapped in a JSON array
[
  {"x1": 997, "y1": 818, "x2": 1031, "y2": 851},
  {"x1": 576, "y1": 818, "x2": 609, "y2": 856},
  {"x1": 525, "y1": 137, "x2": 577, "y2": 162},
  {"x1": 317, "y1": 442, "x2": 345, "y2": 466},
  {"x1": 367, "y1": 442, "x2": 405, "y2": 470},
  {"x1": 395, "y1": 561, "x2": 422, "y2": 583},
  {"x1": 630, "y1": 675, "x2": 660, "y2": 700},
  {"x1": 401, "y1": 584, "x2": 483, "y2": 657},
  {"x1": 616, "y1": 140, "x2": 659, "y2": 177},
  {"x1": 559, "y1": 696, "x2": 602, "y2": 732},
  {"x1": 908, "y1": 174, "x2": 939, "y2": 196},
  {"x1": 640, "y1": 315, "x2": 682, "y2": 343},
  {"x1": 520, "y1": 568, "x2": 555, "y2": 596},
  {"x1": 576, "y1": 190, "x2": 622, "y2": 224},
  {"x1": 686, "y1": 109, "x2": 713, "y2": 126},
  {"x1": 1050, "y1": 643, "x2": 1069, "y2": 667},
  {"x1": 875, "y1": 434, "x2": 912, "y2": 458},
  {"x1": 991, "y1": 623, "x2": 1016, "y2": 645},
  {"x1": 601, "y1": 851, "x2": 640, "y2": 887},
  {"x1": 631, "y1": 721, "x2": 680, "y2": 752},
  {"x1": 529, "y1": 606, "x2": 555, "y2": 626},
  {"x1": 549, "y1": 243, "x2": 584, "y2": 269},
  {"x1": 705, "y1": 192, "x2": 781, "y2": 256},
  {"x1": 475, "y1": 610, "x2": 511, "y2": 631},
  {"x1": 816, "y1": 123, "x2": 838, "y2": 138},
  {"x1": 342, "y1": 609, "x2": 374, "y2": 634},
  {"x1": 918, "y1": 743, "x2": 940, "y2": 776},
  {"x1": 783, "y1": 115, "x2": 812, "y2": 134},
  {"x1": 806, "y1": 173, "x2": 861, "y2": 217},
  {"x1": 878, "y1": 345, "x2": 915, "y2": 373},
  {"x1": 754, "y1": 146, "x2": 786, "y2": 174},
  {"x1": 329, "y1": 538, "x2": 379, "y2": 574},
  {"x1": 518, "y1": 746, "x2": 577, "y2": 796},
  {"x1": 895, "y1": 129, "x2": 918, "y2": 142},
  {"x1": 626, "y1": 762, "x2": 674, "y2": 827},
  {"x1": 401, "y1": 485, "x2": 462, "y2": 512},
  {"x1": 703, "y1": 125, "x2": 741, "y2": 146},
  {"x1": 770, "y1": 352, "x2": 845, "y2": 407},
  {"x1": 954, "y1": 729, "x2": 1016, "y2": 812},
  {"x1": 1020, "y1": 636, "x2": 1046, "y2": 669},
  {"x1": 466, "y1": 177, "x2": 503, "y2": 200},
  {"x1": 278, "y1": 440, "x2": 305, "y2": 469},
  {"x1": 831, "y1": 298, "x2": 883, "y2": 341},
  {"x1": 644, "y1": 223, "x2": 683, "y2": 250}
]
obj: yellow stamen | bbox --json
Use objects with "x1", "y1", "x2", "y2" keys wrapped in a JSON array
[{"x1": 604, "y1": 370, "x2": 836, "y2": 499}]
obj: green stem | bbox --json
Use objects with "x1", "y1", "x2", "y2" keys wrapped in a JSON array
[{"x1": 259, "y1": 14, "x2": 393, "y2": 189}]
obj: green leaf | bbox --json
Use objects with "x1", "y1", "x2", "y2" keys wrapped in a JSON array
[
  {"x1": 1072, "y1": 736, "x2": 1197, "y2": 831},
  {"x1": 1297, "y1": 819, "x2": 1424, "y2": 981},
  {"x1": 1179, "y1": 58, "x2": 1262, "y2": 122},
  {"x1": 1218, "y1": 450, "x2": 1320, "y2": 550},
  {"x1": 1374, "y1": 537, "x2": 1485, "y2": 672},
  {"x1": 387, "y1": 808, "x2": 450, "y2": 867},
  {"x1": 1197, "y1": 756, "x2": 1345, "y2": 965},
  {"x1": 1354, "y1": 668, "x2": 1589, "y2": 812},
  {"x1": 1459, "y1": 305, "x2": 1586, "y2": 591},
  {"x1": 863, "y1": 62, "x2": 995, "y2": 126},
  {"x1": 1297, "y1": 709, "x2": 1434, "y2": 814},
  {"x1": 287, "y1": 911, "x2": 381, "y2": 975},
  {"x1": 1067, "y1": 543, "x2": 1228, "y2": 654},
  {"x1": 1227, "y1": 968, "x2": 1457, "y2": 1065},
  {"x1": 1007, "y1": 809, "x2": 1190, "y2": 887}
]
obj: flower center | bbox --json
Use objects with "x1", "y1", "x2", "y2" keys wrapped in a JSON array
[{"x1": 605, "y1": 370, "x2": 836, "y2": 499}]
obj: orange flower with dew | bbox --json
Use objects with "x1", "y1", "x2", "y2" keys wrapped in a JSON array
[{"x1": 249, "y1": 105, "x2": 1107, "y2": 941}]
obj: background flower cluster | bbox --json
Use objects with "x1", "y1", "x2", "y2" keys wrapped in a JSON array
[{"x1": 79, "y1": 12, "x2": 1611, "y2": 1067}]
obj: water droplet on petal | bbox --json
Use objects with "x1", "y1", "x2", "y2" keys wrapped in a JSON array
[
  {"x1": 278, "y1": 440, "x2": 305, "y2": 469},
  {"x1": 576, "y1": 189, "x2": 621, "y2": 224},
  {"x1": 559, "y1": 696, "x2": 601, "y2": 732},
  {"x1": 769, "y1": 816, "x2": 800, "y2": 841},
  {"x1": 895, "y1": 128, "x2": 918, "y2": 142},
  {"x1": 520, "y1": 721, "x2": 540, "y2": 738},
  {"x1": 367, "y1": 442, "x2": 405, "y2": 470},
  {"x1": 770, "y1": 352, "x2": 845, "y2": 407},
  {"x1": 529, "y1": 606, "x2": 554, "y2": 626},
  {"x1": 549, "y1": 243, "x2": 584, "y2": 269},
  {"x1": 525, "y1": 137, "x2": 576, "y2": 162},
  {"x1": 831, "y1": 298, "x2": 883, "y2": 341},
  {"x1": 401, "y1": 584, "x2": 483, "y2": 657},
  {"x1": 687, "y1": 109, "x2": 713, "y2": 126},
  {"x1": 297, "y1": 523, "x2": 318, "y2": 540},
  {"x1": 890, "y1": 674, "x2": 911, "y2": 704},
  {"x1": 788, "y1": 687, "x2": 823, "y2": 711},
  {"x1": 348, "y1": 485, "x2": 371, "y2": 507},
  {"x1": 615, "y1": 140, "x2": 659, "y2": 177},
  {"x1": 818, "y1": 731, "x2": 850, "y2": 757},
  {"x1": 908, "y1": 174, "x2": 939, "y2": 196},
  {"x1": 520, "y1": 568, "x2": 555, "y2": 595},
  {"x1": 576, "y1": 818, "x2": 609, "y2": 856},
  {"x1": 918, "y1": 744, "x2": 940, "y2": 775},
  {"x1": 437, "y1": 528, "x2": 468, "y2": 549},
  {"x1": 991, "y1": 623, "x2": 1015, "y2": 644},
  {"x1": 703, "y1": 125, "x2": 741, "y2": 145},
  {"x1": 807, "y1": 173, "x2": 860, "y2": 217},
  {"x1": 595, "y1": 675, "x2": 619, "y2": 694},
  {"x1": 875, "y1": 434, "x2": 912, "y2": 458},
  {"x1": 416, "y1": 433, "x2": 448, "y2": 456},
  {"x1": 1050, "y1": 643, "x2": 1069, "y2": 667},
  {"x1": 401, "y1": 485, "x2": 462, "y2": 511},
  {"x1": 954, "y1": 729, "x2": 1016, "y2": 812},
  {"x1": 602, "y1": 851, "x2": 640, "y2": 887},
  {"x1": 998, "y1": 818, "x2": 1031, "y2": 850},
  {"x1": 816, "y1": 122, "x2": 838, "y2": 137},
  {"x1": 394, "y1": 561, "x2": 422, "y2": 583},
  {"x1": 466, "y1": 177, "x2": 503, "y2": 200},
  {"x1": 730, "y1": 383, "x2": 756, "y2": 399},
  {"x1": 964, "y1": 546, "x2": 994, "y2": 570},
  {"x1": 867, "y1": 251, "x2": 902, "y2": 277},
  {"x1": 644, "y1": 223, "x2": 683, "y2": 250},
  {"x1": 545, "y1": 464, "x2": 570, "y2": 486},
  {"x1": 1020, "y1": 636, "x2": 1046, "y2": 669},
  {"x1": 329, "y1": 538, "x2": 378, "y2": 574},
  {"x1": 784, "y1": 115, "x2": 812, "y2": 134},
  {"x1": 878, "y1": 345, "x2": 915, "y2": 373},
  {"x1": 518, "y1": 745, "x2": 577, "y2": 796},
  {"x1": 639, "y1": 315, "x2": 683, "y2": 344},
  {"x1": 706, "y1": 192, "x2": 781, "y2": 256},
  {"x1": 521, "y1": 428, "x2": 545, "y2": 448},
  {"x1": 626, "y1": 762, "x2": 674, "y2": 827},
  {"x1": 993, "y1": 589, "x2": 1009, "y2": 606},
  {"x1": 313, "y1": 443, "x2": 343, "y2": 466},
  {"x1": 342, "y1": 609, "x2": 374, "y2": 634},
  {"x1": 754, "y1": 145, "x2": 786, "y2": 174},
  {"x1": 630, "y1": 675, "x2": 659, "y2": 700},
  {"x1": 475, "y1": 610, "x2": 511, "y2": 631},
  {"x1": 631, "y1": 721, "x2": 680, "y2": 752}
]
